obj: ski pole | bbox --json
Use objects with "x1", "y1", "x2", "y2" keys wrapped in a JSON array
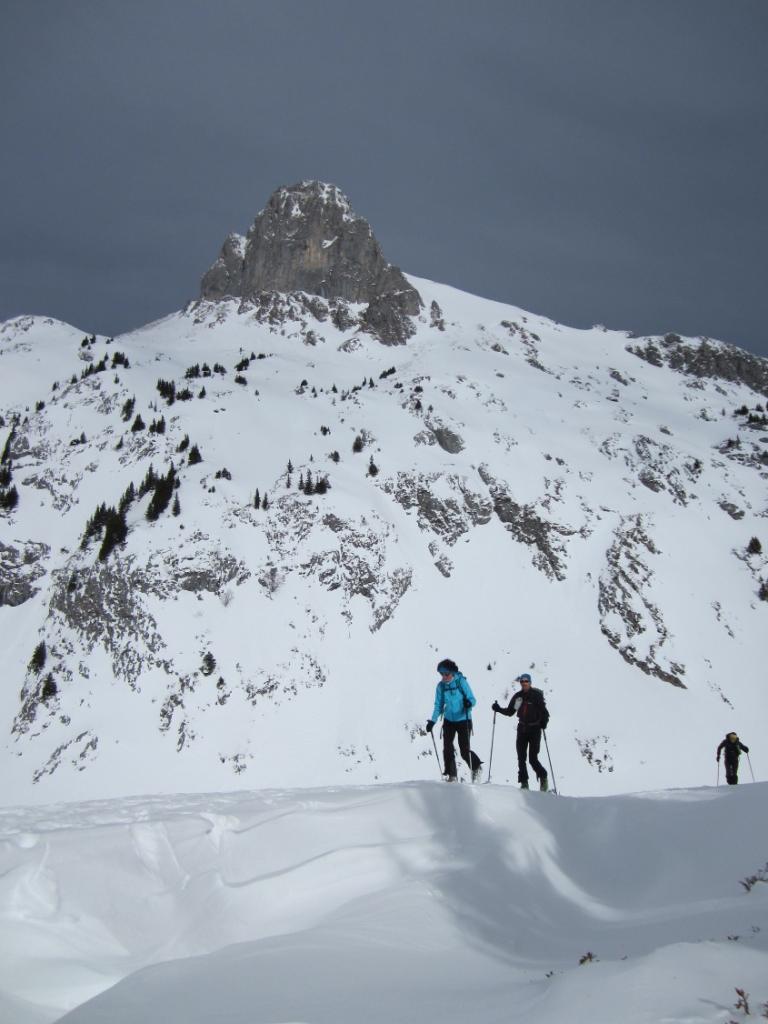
[
  {"x1": 487, "y1": 711, "x2": 497, "y2": 783},
  {"x1": 543, "y1": 729, "x2": 558, "y2": 795},
  {"x1": 430, "y1": 729, "x2": 443, "y2": 778},
  {"x1": 747, "y1": 752, "x2": 755, "y2": 782},
  {"x1": 716, "y1": 760, "x2": 720, "y2": 787}
]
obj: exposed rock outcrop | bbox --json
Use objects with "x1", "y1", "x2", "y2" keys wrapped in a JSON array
[
  {"x1": 200, "y1": 181, "x2": 422, "y2": 344},
  {"x1": 598, "y1": 514, "x2": 686, "y2": 687},
  {"x1": 628, "y1": 334, "x2": 768, "y2": 397},
  {"x1": 0, "y1": 540, "x2": 49, "y2": 606}
]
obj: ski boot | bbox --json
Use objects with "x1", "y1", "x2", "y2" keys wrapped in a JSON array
[
  {"x1": 520, "y1": 780, "x2": 529, "y2": 790},
  {"x1": 539, "y1": 775, "x2": 549, "y2": 792},
  {"x1": 471, "y1": 765, "x2": 483, "y2": 783}
]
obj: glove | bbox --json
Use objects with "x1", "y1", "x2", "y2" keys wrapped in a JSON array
[
  {"x1": 716, "y1": 755, "x2": 720, "y2": 762},
  {"x1": 492, "y1": 701, "x2": 501, "y2": 713},
  {"x1": 463, "y1": 698, "x2": 472, "y2": 710},
  {"x1": 426, "y1": 720, "x2": 434, "y2": 733}
]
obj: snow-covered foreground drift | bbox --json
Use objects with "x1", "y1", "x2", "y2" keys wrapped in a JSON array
[{"x1": 2, "y1": 781, "x2": 767, "y2": 1024}]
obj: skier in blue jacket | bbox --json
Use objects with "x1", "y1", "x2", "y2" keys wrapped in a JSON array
[{"x1": 426, "y1": 658, "x2": 483, "y2": 782}]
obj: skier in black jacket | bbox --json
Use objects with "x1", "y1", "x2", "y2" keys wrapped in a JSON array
[
  {"x1": 717, "y1": 732, "x2": 750, "y2": 785},
  {"x1": 492, "y1": 673, "x2": 550, "y2": 791}
]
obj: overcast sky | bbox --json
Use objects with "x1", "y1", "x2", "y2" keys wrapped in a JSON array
[{"x1": 2, "y1": 1, "x2": 767, "y2": 356}]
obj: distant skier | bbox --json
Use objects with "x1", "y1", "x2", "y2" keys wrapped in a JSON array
[
  {"x1": 426, "y1": 659, "x2": 483, "y2": 782},
  {"x1": 717, "y1": 732, "x2": 750, "y2": 785},
  {"x1": 492, "y1": 673, "x2": 550, "y2": 791}
]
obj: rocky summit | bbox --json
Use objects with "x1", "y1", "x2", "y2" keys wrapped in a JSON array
[
  {"x1": 1, "y1": 185, "x2": 767, "y2": 807},
  {"x1": 200, "y1": 181, "x2": 423, "y2": 344}
]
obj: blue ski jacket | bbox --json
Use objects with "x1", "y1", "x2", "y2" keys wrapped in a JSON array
[{"x1": 431, "y1": 672, "x2": 476, "y2": 724}]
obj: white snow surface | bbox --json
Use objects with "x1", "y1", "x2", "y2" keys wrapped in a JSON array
[
  {"x1": 2, "y1": 274, "x2": 767, "y2": 1021},
  {"x1": 1, "y1": 781, "x2": 767, "y2": 1023},
  {"x1": 0, "y1": 275, "x2": 765, "y2": 805}
]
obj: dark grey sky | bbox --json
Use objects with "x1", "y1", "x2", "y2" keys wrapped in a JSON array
[{"x1": 2, "y1": 1, "x2": 767, "y2": 355}]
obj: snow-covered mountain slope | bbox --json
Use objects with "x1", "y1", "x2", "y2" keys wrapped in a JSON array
[
  {"x1": 0, "y1": 269, "x2": 766, "y2": 805},
  {"x1": 1, "y1": 781, "x2": 767, "y2": 1024}
]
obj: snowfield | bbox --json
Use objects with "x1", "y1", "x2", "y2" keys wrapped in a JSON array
[
  {"x1": 0, "y1": 274, "x2": 765, "y2": 806},
  {"x1": 1, "y1": 781, "x2": 766, "y2": 1024},
  {"x1": 2, "y1": 247, "x2": 767, "y2": 1022}
]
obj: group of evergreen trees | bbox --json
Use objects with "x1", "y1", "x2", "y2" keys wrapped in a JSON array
[
  {"x1": 27, "y1": 641, "x2": 57, "y2": 702},
  {"x1": 81, "y1": 461, "x2": 182, "y2": 560},
  {"x1": 735, "y1": 402, "x2": 766, "y2": 425},
  {"x1": 81, "y1": 503, "x2": 129, "y2": 561},
  {"x1": 0, "y1": 424, "x2": 18, "y2": 511},
  {"x1": 296, "y1": 470, "x2": 330, "y2": 496},
  {"x1": 184, "y1": 361, "x2": 230, "y2": 379}
]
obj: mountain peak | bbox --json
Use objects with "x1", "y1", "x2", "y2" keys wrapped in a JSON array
[
  {"x1": 199, "y1": 181, "x2": 422, "y2": 344},
  {"x1": 270, "y1": 180, "x2": 359, "y2": 223}
]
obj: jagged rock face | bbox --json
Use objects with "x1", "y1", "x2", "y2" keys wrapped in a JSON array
[
  {"x1": 628, "y1": 334, "x2": 768, "y2": 397},
  {"x1": 200, "y1": 181, "x2": 422, "y2": 345},
  {"x1": 0, "y1": 540, "x2": 49, "y2": 606},
  {"x1": 598, "y1": 514, "x2": 686, "y2": 688},
  {"x1": 200, "y1": 234, "x2": 246, "y2": 301}
]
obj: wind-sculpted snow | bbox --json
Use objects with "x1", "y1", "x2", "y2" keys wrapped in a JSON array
[{"x1": 0, "y1": 782, "x2": 766, "y2": 1024}]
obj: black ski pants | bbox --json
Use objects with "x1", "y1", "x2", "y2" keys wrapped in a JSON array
[
  {"x1": 725, "y1": 758, "x2": 739, "y2": 785},
  {"x1": 516, "y1": 725, "x2": 547, "y2": 784},
  {"x1": 442, "y1": 719, "x2": 482, "y2": 779}
]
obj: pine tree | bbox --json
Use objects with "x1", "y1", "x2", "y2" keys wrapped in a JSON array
[
  {"x1": 146, "y1": 466, "x2": 177, "y2": 521},
  {"x1": 0, "y1": 485, "x2": 19, "y2": 511},
  {"x1": 137, "y1": 464, "x2": 158, "y2": 498},
  {"x1": 41, "y1": 674, "x2": 58, "y2": 701},
  {"x1": 29, "y1": 641, "x2": 47, "y2": 674},
  {"x1": 119, "y1": 482, "x2": 136, "y2": 514},
  {"x1": 98, "y1": 508, "x2": 128, "y2": 560},
  {"x1": 254, "y1": 489, "x2": 261, "y2": 509},
  {"x1": 1, "y1": 425, "x2": 16, "y2": 463}
]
